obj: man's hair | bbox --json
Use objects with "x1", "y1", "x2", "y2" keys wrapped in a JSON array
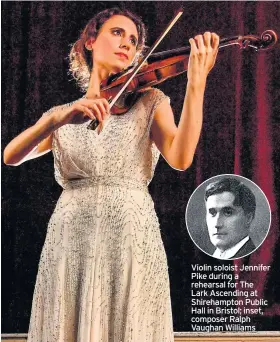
[{"x1": 205, "y1": 177, "x2": 256, "y2": 218}]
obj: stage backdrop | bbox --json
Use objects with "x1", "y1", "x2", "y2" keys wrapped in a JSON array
[{"x1": 2, "y1": 1, "x2": 280, "y2": 333}]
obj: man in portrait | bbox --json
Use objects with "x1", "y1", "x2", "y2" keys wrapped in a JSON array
[{"x1": 205, "y1": 177, "x2": 257, "y2": 259}]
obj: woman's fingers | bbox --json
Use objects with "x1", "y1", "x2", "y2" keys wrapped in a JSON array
[
  {"x1": 191, "y1": 32, "x2": 220, "y2": 53},
  {"x1": 211, "y1": 33, "x2": 220, "y2": 48},
  {"x1": 203, "y1": 31, "x2": 212, "y2": 49},
  {"x1": 96, "y1": 101, "x2": 110, "y2": 119},
  {"x1": 73, "y1": 98, "x2": 111, "y2": 123},
  {"x1": 69, "y1": 103, "x2": 101, "y2": 124},
  {"x1": 85, "y1": 98, "x2": 110, "y2": 120},
  {"x1": 211, "y1": 32, "x2": 220, "y2": 56},
  {"x1": 210, "y1": 33, "x2": 219, "y2": 69},
  {"x1": 194, "y1": 34, "x2": 206, "y2": 54},
  {"x1": 189, "y1": 37, "x2": 198, "y2": 54},
  {"x1": 74, "y1": 104, "x2": 96, "y2": 121},
  {"x1": 101, "y1": 98, "x2": 111, "y2": 114},
  {"x1": 91, "y1": 104, "x2": 103, "y2": 122},
  {"x1": 187, "y1": 32, "x2": 220, "y2": 84}
]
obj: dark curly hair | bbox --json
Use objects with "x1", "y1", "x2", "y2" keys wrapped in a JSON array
[
  {"x1": 69, "y1": 8, "x2": 147, "y2": 92},
  {"x1": 205, "y1": 177, "x2": 256, "y2": 218}
]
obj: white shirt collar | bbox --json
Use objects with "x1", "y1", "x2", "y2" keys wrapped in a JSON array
[{"x1": 213, "y1": 236, "x2": 250, "y2": 259}]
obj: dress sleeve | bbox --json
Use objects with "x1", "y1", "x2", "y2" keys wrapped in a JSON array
[
  {"x1": 40, "y1": 104, "x2": 64, "y2": 118},
  {"x1": 152, "y1": 88, "x2": 170, "y2": 109}
]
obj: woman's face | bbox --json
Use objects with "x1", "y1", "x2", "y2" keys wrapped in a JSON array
[{"x1": 89, "y1": 15, "x2": 139, "y2": 74}]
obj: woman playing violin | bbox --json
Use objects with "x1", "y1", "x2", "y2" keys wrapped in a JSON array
[{"x1": 4, "y1": 7, "x2": 219, "y2": 342}]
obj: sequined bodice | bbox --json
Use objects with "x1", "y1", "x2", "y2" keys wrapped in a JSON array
[{"x1": 49, "y1": 88, "x2": 168, "y2": 189}]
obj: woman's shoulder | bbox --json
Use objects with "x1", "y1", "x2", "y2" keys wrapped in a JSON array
[
  {"x1": 141, "y1": 87, "x2": 170, "y2": 106},
  {"x1": 142, "y1": 87, "x2": 166, "y2": 98}
]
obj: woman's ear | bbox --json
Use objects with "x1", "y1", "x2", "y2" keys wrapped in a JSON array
[{"x1": 85, "y1": 38, "x2": 95, "y2": 51}]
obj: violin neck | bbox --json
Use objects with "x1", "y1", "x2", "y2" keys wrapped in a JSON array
[{"x1": 148, "y1": 36, "x2": 241, "y2": 62}]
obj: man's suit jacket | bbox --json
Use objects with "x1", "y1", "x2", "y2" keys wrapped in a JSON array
[{"x1": 232, "y1": 238, "x2": 256, "y2": 258}]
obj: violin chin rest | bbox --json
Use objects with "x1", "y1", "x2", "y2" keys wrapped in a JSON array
[
  {"x1": 111, "y1": 92, "x2": 142, "y2": 115},
  {"x1": 104, "y1": 65, "x2": 135, "y2": 86}
]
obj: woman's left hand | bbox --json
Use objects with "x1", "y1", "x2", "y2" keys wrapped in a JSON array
[{"x1": 187, "y1": 32, "x2": 219, "y2": 88}]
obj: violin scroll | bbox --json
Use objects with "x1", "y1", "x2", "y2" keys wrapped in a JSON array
[{"x1": 238, "y1": 30, "x2": 278, "y2": 51}]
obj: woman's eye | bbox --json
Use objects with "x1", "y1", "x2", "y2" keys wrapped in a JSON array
[
  {"x1": 130, "y1": 38, "x2": 137, "y2": 46},
  {"x1": 112, "y1": 29, "x2": 122, "y2": 36}
]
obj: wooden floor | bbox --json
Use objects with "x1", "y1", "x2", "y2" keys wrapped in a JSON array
[{"x1": 2, "y1": 332, "x2": 280, "y2": 342}]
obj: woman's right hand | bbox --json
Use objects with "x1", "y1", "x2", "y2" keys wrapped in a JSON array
[{"x1": 55, "y1": 97, "x2": 111, "y2": 126}]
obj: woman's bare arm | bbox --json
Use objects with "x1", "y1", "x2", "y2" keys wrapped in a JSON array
[
  {"x1": 3, "y1": 98, "x2": 110, "y2": 166},
  {"x1": 3, "y1": 114, "x2": 59, "y2": 166},
  {"x1": 151, "y1": 32, "x2": 219, "y2": 171}
]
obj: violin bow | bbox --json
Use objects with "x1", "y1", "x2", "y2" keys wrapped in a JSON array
[{"x1": 87, "y1": 9, "x2": 183, "y2": 130}]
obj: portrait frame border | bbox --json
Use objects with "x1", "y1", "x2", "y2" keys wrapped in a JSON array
[{"x1": 185, "y1": 173, "x2": 272, "y2": 260}]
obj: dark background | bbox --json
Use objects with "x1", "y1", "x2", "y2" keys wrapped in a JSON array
[{"x1": 2, "y1": 1, "x2": 280, "y2": 333}]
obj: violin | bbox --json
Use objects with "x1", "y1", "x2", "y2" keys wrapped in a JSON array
[
  {"x1": 87, "y1": 10, "x2": 277, "y2": 130},
  {"x1": 102, "y1": 31, "x2": 277, "y2": 111}
]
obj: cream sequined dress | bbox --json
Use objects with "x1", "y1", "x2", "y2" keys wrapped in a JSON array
[{"x1": 27, "y1": 88, "x2": 174, "y2": 342}]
